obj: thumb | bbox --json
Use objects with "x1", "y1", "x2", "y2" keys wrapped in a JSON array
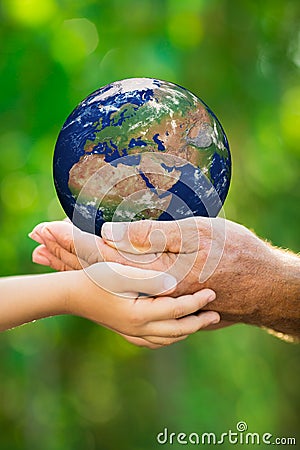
[
  {"x1": 101, "y1": 218, "x2": 201, "y2": 254},
  {"x1": 85, "y1": 262, "x2": 177, "y2": 297}
]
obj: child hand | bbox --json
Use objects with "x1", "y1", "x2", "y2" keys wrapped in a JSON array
[{"x1": 66, "y1": 262, "x2": 220, "y2": 348}]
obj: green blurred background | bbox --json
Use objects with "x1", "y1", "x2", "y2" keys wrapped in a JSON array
[{"x1": 0, "y1": 0, "x2": 299, "y2": 449}]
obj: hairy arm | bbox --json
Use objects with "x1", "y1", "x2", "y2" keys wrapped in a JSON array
[
  {"x1": 29, "y1": 218, "x2": 300, "y2": 340},
  {"x1": 100, "y1": 219, "x2": 300, "y2": 339}
]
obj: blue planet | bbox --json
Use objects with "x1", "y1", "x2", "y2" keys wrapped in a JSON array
[{"x1": 53, "y1": 78, "x2": 231, "y2": 235}]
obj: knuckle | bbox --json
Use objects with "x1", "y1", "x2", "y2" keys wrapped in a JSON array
[
  {"x1": 155, "y1": 338, "x2": 170, "y2": 346},
  {"x1": 195, "y1": 217, "x2": 208, "y2": 233},
  {"x1": 53, "y1": 245, "x2": 63, "y2": 259},
  {"x1": 170, "y1": 327, "x2": 184, "y2": 338},
  {"x1": 89, "y1": 249, "x2": 103, "y2": 264},
  {"x1": 61, "y1": 262, "x2": 70, "y2": 272},
  {"x1": 161, "y1": 337, "x2": 178, "y2": 346},
  {"x1": 172, "y1": 304, "x2": 185, "y2": 319},
  {"x1": 66, "y1": 240, "x2": 76, "y2": 254},
  {"x1": 190, "y1": 318, "x2": 202, "y2": 333},
  {"x1": 48, "y1": 261, "x2": 57, "y2": 271},
  {"x1": 128, "y1": 310, "x2": 145, "y2": 327},
  {"x1": 129, "y1": 220, "x2": 152, "y2": 247},
  {"x1": 61, "y1": 234, "x2": 75, "y2": 254}
]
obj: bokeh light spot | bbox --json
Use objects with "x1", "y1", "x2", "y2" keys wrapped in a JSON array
[
  {"x1": 2, "y1": 0, "x2": 57, "y2": 27},
  {"x1": 51, "y1": 18, "x2": 99, "y2": 68},
  {"x1": 0, "y1": 237, "x2": 17, "y2": 269},
  {"x1": 167, "y1": 12, "x2": 203, "y2": 49},
  {"x1": 0, "y1": 132, "x2": 29, "y2": 171},
  {"x1": 280, "y1": 86, "x2": 300, "y2": 153},
  {"x1": 289, "y1": 30, "x2": 300, "y2": 68},
  {"x1": 1, "y1": 172, "x2": 38, "y2": 212},
  {"x1": 63, "y1": 18, "x2": 99, "y2": 55}
]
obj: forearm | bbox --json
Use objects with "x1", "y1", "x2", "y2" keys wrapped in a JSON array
[
  {"x1": 264, "y1": 248, "x2": 300, "y2": 338},
  {"x1": 0, "y1": 272, "x2": 70, "y2": 331},
  {"x1": 205, "y1": 243, "x2": 300, "y2": 339},
  {"x1": 28, "y1": 217, "x2": 300, "y2": 339}
]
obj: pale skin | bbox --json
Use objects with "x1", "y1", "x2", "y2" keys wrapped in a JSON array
[
  {"x1": 0, "y1": 261, "x2": 220, "y2": 348},
  {"x1": 30, "y1": 217, "x2": 300, "y2": 340}
]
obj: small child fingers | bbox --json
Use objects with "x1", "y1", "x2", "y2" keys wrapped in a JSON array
[
  {"x1": 142, "y1": 289, "x2": 216, "y2": 322},
  {"x1": 143, "y1": 311, "x2": 220, "y2": 338}
]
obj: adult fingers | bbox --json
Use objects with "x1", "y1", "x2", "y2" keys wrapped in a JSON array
[
  {"x1": 101, "y1": 217, "x2": 204, "y2": 254},
  {"x1": 32, "y1": 245, "x2": 51, "y2": 266},
  {"x1": 143, "y1": 310, "x2": 220, "y2": 338},
  {"x1": 29, "y1": 221, "x2": 73, "y2": 247},
  {"x1": 32, "y1": 237, "x2": 86, "y2": 270},
  {"x1": 31, "y1": 228, "x2": 164, "y2": 273},
  {"x1": 32, "y1": 245, "x2": 78, "y2": 271},
  {"x1": 85, "y1": 262, "x2": 177, "y2": 296},
  {"x1": 29, "y1": 221, "x2": 104, "y2": 267}
]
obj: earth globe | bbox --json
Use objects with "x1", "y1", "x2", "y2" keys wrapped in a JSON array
[{"x1": 53, "y1": 78, "x2": 231, "y2": 235}]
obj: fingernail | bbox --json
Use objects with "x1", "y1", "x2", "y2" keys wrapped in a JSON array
[
  {"x1": 102, "y1": 222, "x2": 127, "y2": 241},
  {"x1": 29, "y1": 223, "x2": 44, "y2": 235},
  {"x1": 207, "y1": 291, "x2": 216, "y2": 302},
  {"x1": 28, "y1": 231, "x2": 44, "y2": 244},
  {"x1": 33, "y1": 253, "x2": 50, "y2": 266},
  {"x1": 163, "y1": 275, "x2": 177, "y2": 291},
  {"x1": 210, "y1": 315, "x2": 220, "y2": 325}
]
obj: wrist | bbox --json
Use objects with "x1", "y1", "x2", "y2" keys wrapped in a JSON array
[
  {"x1": 62, "y1": 270, "x2": 85, "y2": 316},
  {"x1": 64, "y1": 269, "x2": 104, "y2": 320},
  {"x1": 37, "y1": 272, "x2": 72, "y2": 318},
  {"x1": 41, "y1": 270, "x2": 87, "y2": 318}
]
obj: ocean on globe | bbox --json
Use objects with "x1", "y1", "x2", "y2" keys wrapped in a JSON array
[{"x1": 53, "y1": 78, "x2": 231, "y2": 235}]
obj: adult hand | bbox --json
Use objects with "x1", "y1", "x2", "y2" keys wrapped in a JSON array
[
  {"x1": 29, "y1": 217, "x2": 300, "y2": 337},
  {"x1": 29, "y1": 220, "x2": 227, "y2": 331}
]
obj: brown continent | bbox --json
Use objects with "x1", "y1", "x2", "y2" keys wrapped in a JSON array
[{"x1": 67, "y1": 153, "x2": 184, "y2": 219}]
